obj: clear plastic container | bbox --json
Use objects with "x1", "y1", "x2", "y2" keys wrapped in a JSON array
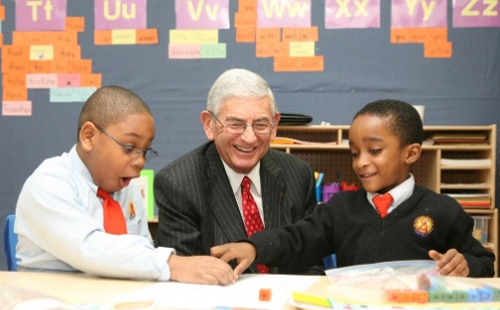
[
  {"x1": 0, "y1": 284, "x2": 79, "y2": 310},
  {"x1": 472, "y1": 216, "x2": 490, "y2": 244}
]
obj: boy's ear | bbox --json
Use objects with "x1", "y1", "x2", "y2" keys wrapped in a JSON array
[
  {"x1": 79, "y1": 121, "x2": 99, "y2": 152},
  {"x1": 405, "y1": 143, "x2": 422, "y2": 165},
  {"x1": 200, "y1": 110, "x2": 214, "y2": 141}
]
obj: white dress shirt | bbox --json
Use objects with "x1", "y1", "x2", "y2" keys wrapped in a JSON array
[
  {"x1": 222, "y1": 161, "x2": 265, "y2": 226},
  {"x1": 366, "y1": 173, "x2": 415, "y2": 214},
  {"x1": 15, "y1": 145, "x2": 173, "y2": 281}
]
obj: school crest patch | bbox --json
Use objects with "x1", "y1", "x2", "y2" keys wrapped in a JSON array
[
  {"x1": 413, "y1": 215, "x2": 434, "y2": 237},
  {"x1": 128, "y1": 201, "x2": 136, "y2": 220}
]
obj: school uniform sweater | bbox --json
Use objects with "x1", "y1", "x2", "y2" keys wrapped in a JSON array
[{"x1": 250, "y1": 185, "x2": 495, "y2": 277}]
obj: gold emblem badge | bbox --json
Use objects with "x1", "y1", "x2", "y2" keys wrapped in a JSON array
[
  {"x1": 128, "y1": 201, "x2": 136, "y2": 220},
  {"x1": 413, "y1": 215, "x2": 434, "y2": 237}
]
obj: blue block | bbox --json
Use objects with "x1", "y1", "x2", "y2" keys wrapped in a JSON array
[
  {"x1": 468, "y1": 289, "x2": 480, "y2": 303},
  {"x1": 478, "y1": 288, "x2": 493, "y2": 302}
]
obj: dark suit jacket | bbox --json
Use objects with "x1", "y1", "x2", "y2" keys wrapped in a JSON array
[{"x1": 154, "y1": 141, "x2": 322, "y2": 274}]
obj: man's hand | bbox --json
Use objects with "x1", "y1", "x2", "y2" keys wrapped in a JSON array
[
  {"x1": 168, "y1": 255, "x2": 236, "y2": 285},
  {"x1": 429, "y1": 249, "x2": 469, "y2": 277},
  {"x1": 211, "y1": 242, "x2": 257, "y2": 278}
]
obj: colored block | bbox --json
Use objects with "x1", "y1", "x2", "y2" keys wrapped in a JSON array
[
  {"x1": 414, "y1": 291, "x2": 428, "y2": 303},
  {"x1": 428, "y1": 291, "x2": 444, "y2": 303},
  {"x1": 478, "y1": 288, "x2": 493, "y2": 302},
  {"x1": 493, "y1": 290, "x2": 500, "y2": 301},
  {"x1": 259, "y1": 288, "x2": 271, "y2": 301},
  {"x1": 455, "y1": 291, "x2": 468, "y2": 303},
  {"x1": 443, "y1": 291, "x2": 456, "y2": 303},
  {"x1": 386, "y1": 290, "x2": 399, "y2": 302},
  {"x1": 468, "y1": 289, "x2": 480, "y2": 303}
]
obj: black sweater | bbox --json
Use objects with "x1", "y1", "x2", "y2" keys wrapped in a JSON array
[{"x1": 250, "y1": 186, "x2": 495, "y2": 277}]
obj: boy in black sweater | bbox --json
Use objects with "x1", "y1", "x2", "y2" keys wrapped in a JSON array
[{"x1": 211, "y1": 99, "x2": 495, "y2": 278}]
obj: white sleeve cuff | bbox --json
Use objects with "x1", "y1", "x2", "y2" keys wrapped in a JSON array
[{"x1": 155, "y1": 247, "x2": 175, "y2": 281}]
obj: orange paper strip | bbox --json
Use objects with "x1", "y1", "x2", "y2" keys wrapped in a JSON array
[
  {"x1": 0, "y1": 33, "x2": 3, "y2": 47},
  {"x1": 80, "y1": 73, "x2": 102, "y2": 88},
  {"x1": 66, "y1": 17, "x2": 85, "y2": 32},
  {"x1": 94, "y1": 30, "x2": 112, "y2": 45},
  {"x1": 1, "y1": 46, "x2": 29, "y2": 60},
  {"x1": 54, "y1": 31, "x2": 78, "y2": 45},
  {"x1": 238, "y1": 0, "x2": 257, "y2": 12},
  {"x1": 256, "y1": 42, "x2": 289, "y2": 58},
  {"x1": 68, "y1": 59, "x2": 92, "y2": 74},
  {"x1": 274, "y1": 56, "x2": 324, "y2": 72},
  {"x1": 391, "y1": 28, "x2": 411, "y2": 43},
  {"x1": 53, "y1": 60, "x2": 69, "y2": 73},
  {"x1": 234, "y1": 12, "x2": 257, "y2": 28},
  {"x1": 423, "y1": 28, "x2": 447, "y2": 43},
  {"x1": 2, "y1": 73, "x2": 26, "y2": 88},
  {"x1": 236, "y1": 27, "x2": 256, "y2": 43},
  {"x1": 136, "y1": 29, "x2": 159, "y2": 44},
  {"x1": 13, "y1": 32, "x2": 52, "y2": 45},
  {"x1": 29, "y1": 61, "x2": 54, "y2": 73},
  {"x1": 54, "y1": 45, "x2": 81, "y2": 60},
  {"x1": 282, "y1": 27, "x2": 318, "y2": 42},
  {"x1": 3, "y1": 88, "x2": 28, "y2": 101},
  {"x1": 424, "y1": 42, "x2": 452, "y2": 58},
  {"x1": 256, "y1": 28, "x2": 281, "y2": 42},
  {"x1": 2, "y1": 60, "x2": 29, "y2": 73},
  {"x1": 0, "y1": 5, "x2": 5, "y2": 21}
]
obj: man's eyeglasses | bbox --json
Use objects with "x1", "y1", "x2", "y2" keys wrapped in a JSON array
[
  {"x1": 208, "y1": 110, "x2": 275, "y2": 136},
  {"x1": 95, "y1": 125, "x2": 159, "y2": 161}
]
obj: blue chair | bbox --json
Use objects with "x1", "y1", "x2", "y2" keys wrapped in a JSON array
[{"x1": 3, "y1": 214, "x2": 18, "y2": 271}]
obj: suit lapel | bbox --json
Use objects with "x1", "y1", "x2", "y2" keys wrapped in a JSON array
[{"x1": 203, "y1": 143, "x2": 248, "y2": 243}]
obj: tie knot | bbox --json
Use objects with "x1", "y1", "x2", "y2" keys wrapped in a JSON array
[
  {"x1": 241, "y1": 176, "x2": 252, "y2": 194},
  {"x1": 373, "y1": 193, "x2": 393, "y2": 218},
  {"x1": 96, "y1": 188, "x2": 111, "y2": 200}
]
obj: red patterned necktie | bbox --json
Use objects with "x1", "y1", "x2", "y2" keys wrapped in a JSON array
[
  {"x1": 372, "y1": 193, "x2": 393, "y2": 218},
  {"x1": 97, "y1": 188, "x2": 127, "y2": 235},
  {"x1": 241, "y1": 176, "x2": 269, "y2": 274}
]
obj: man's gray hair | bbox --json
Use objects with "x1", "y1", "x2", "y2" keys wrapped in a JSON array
[{"x1": 207, "y1": 68, "x2": 277, "y2": 116}]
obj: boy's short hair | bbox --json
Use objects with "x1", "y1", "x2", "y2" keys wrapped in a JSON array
[
  {"x1": 77, "y1": 85, "x2": 151, "y2": 141},
  {"x1": 353, "y1": 99, "x2": 424, "y2": 147}
]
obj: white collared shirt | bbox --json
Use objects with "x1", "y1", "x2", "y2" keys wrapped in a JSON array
[
  {"x1": 221, "y1": 160, "x2": 265, "y2": 226},
  {"x1": 15, "y1": 145, "x2": 173, "y2": 281},
  {"x1": 366, "y1": 174, "x2": 415, "y2": 214}
]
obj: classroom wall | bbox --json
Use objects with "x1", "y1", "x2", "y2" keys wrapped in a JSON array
[{"x1": 0, "y1": 1, "x2": 499, "y2": 271}]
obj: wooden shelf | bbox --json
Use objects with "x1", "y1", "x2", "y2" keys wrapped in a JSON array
[{"x1": 272, "y1": 124, "x2": 498, "y2": 276}]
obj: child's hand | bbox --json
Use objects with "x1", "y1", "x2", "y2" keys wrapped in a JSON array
[
  {"x1": 211, "y1": 242, "x2": 257, "y2": 278},
  {"x1": 168, "y1": 255, "x2": 236, "y2": 285},
  {"x1": 428, "y1": 249, "x2": 469, "y2": 277}
]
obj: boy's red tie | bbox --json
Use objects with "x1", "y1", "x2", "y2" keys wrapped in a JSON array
[
  {"x1": 97, "y1": 188, "x2": 127, "y2": 235},
  {"x1": 241, "y1": 176, "x2": 269, "y2": 274},
  {"x1": 372, "y1": 193, "x2": 393, "y2": 218}
]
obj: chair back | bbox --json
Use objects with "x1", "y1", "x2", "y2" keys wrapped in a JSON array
[{"x1": 3, "y1": 214, "x2": 18, "y2": 271}]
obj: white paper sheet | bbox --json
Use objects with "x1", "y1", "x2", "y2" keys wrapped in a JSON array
[{"x1": 110, "y1": 274, "x2": 320, "y2": 310}]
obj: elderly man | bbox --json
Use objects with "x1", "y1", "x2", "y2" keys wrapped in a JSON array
[{"x1": 154, "y1": 68, "x2": 322, "y2": 274}]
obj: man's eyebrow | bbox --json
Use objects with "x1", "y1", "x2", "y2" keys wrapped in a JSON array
[{"x1": 224, "y1": 116, "x2": 271, "y2": 122}]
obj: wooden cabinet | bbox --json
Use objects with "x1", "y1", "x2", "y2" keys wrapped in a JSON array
[{"x1": 272, "y1": 125, "x2": 498, "y2": 276}]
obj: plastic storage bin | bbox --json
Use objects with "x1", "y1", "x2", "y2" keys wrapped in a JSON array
[{"x1": 471, "y1": 216, "x2": 490, "y2": 244}]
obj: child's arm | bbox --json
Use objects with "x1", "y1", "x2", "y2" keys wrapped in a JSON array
[
  {"x1": 428, "y1": 249, "x2": 469, "y2": 276},
  {"x1": 212, "y1": 202, "x2": 336, "y2": 275},
  {"x1": 168, "y1": 254, "x2": 236, "y2": 285}
]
